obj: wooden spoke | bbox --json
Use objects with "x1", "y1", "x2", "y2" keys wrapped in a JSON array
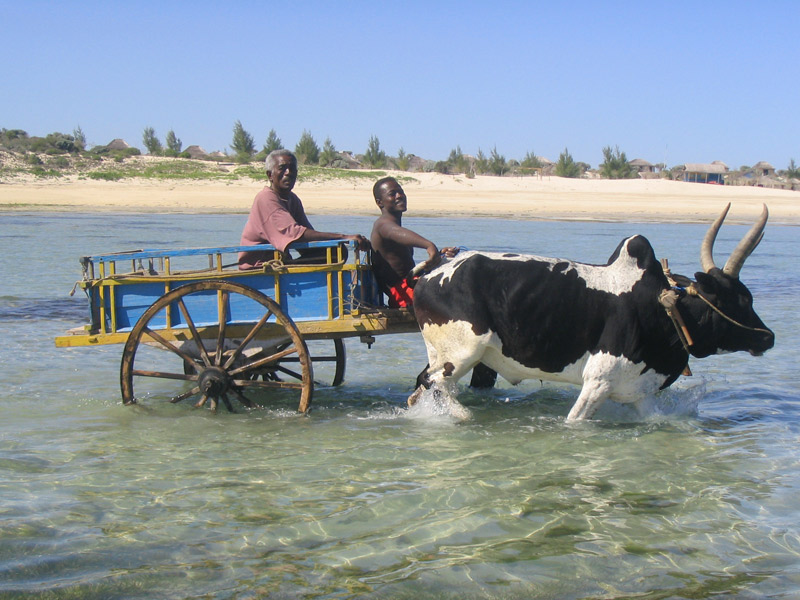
[
  {"x1": 170, "y1": 387, "x2": 202, "y2": 404},
  {"x1": 228, "y1": 345, "x2": 300, "y2": 377},
  {"x1": 131, "y1": 369, "x2": 195, "y2": 381},
  {"x1": 221, "y1": 309, "x2": 274, "y2": 370},
  {"x1": 215, "y1": 290, "x2": 229, "y2": 366},
  {"x1": 229, "y1": 387, "x2": 254, "y2": 409},
  {"x1": 234, "y1": 378, "x2": 306, "y2": 391},
  {"x1": 220, "y1": 394, "x2": 235, "y2": 413},
  {"x1": 282, "y1": 339, "x2": 346, "y2": 387},
  {"x1": 274, "y1": 365, "x2": 305, "y2": 381},
  {"x1": 177, "y1": 298, "x2": 212, "y2": 368},
  {"x1": 141, "y1": 326, "x2": 200, "y2": 366}
]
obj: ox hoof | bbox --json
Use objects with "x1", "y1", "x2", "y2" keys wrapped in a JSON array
[{"x1": 408, "y1": 386, "x2": 425, "y2": 407}]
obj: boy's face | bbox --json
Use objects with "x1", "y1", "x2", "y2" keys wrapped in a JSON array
[{"x1": 377, "y1": 180, "x2": 407, "y2": 213}]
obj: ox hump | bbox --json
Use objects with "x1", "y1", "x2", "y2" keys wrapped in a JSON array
[{"x1": 575, "y1": 235, "x2": 658, "y2": 294}]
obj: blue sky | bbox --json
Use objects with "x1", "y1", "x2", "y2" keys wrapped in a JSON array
[{"x1": 3, "y1": 1, "x2": 797, "y2": 170}]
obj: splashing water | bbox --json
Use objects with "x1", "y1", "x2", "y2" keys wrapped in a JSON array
[
  {"x1": 593, "y1": 379, "x2": 704, "y2": 422},
  {"x1": 405, "y1": 382, "x2": 472, "y2": 421}
]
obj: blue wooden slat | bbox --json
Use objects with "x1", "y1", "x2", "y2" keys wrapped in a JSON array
[{"x1": 83, "y1": 239, "x2": 345, "y2": 263}]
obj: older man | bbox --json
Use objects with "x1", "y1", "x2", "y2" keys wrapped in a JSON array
[{"x1": 238, "y1": 149, "x2": 368, "y2": 268}]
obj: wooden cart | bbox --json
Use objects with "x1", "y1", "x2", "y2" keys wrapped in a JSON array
[{"x1": 55, "y1": 240, "x2": 418, "y2": 413}]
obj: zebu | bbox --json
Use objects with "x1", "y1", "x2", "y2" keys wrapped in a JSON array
[{"x1": 410, "y1": 204, "x2": 774, "y2": 420}]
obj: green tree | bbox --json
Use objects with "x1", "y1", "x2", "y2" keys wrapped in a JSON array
[
  {"x1": 555, "y1": 147, "x2": 580, "y2": 178},
  {"x1": 142, "y1": 126, "x2": 162, "y2": 155},
  {"x1": 786, "y1": 158, "x2": 800, "y2": 179},
  {"x1": 363, "y1": 135, "x2": 386, "y2": 168},
  {"x1": 231, "y1": 120, "x2": 255, "y2": 162},
  {"x1": 433, "y1": 161, "x2": 450, "y2": 174},
  {"x1": 294, "y1": 130, "x2": 320, "y2": 165},
  {"x1": 72, "y1": 126, "x2": 86, "y2": 151},
  {"x1": 474, "y1": 148, "x2": 488, "y2": 175},
  {"x1": 263, "y1": 129, "x2": 282, "y2": 154},
  {"x1": 447, "y1": 145, "x2": 469, "y2": 173},
  {"x1": 395, "y1": 147, "x2": 410, "y2": 171},
  {"x1": 319, "y1": 137, "x2": 338, "y2": 166},
  {"x1": 488, "y1": 146, "x2": 506, "y2": 176},
  {"x1": 521, "y1": 150, "x2": 541, "y2": 169},
  {"x1": 599, "y1": 145, "x2": 634, "y2": 179},
  {"x1": 165, "y1": 130, "x2": 182, "y2": 154},
  {"x1": 44, "y1": 132, "x2": 78, "y2": 153}
]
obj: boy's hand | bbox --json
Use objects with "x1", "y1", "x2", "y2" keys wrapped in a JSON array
[{"x1": 440, "y1": 246, "x2": 460, "y2": 258}]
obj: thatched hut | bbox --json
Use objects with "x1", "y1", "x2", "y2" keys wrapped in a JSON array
[
  {"x1": 630, "y1": 158, "x2": 655, "y2": 173},
  {"x1": 106, "y1": 138, "x2": 131, "y2": 150},
  {"x1": 752, "y1": 161, "x2": 775, "y2": 177},
  {"x1": 185, "y1": 145, "x2": 207, "y2": 159},
  {"x1": 681, "y1": 162, "x2": 729, "y2": 184}
]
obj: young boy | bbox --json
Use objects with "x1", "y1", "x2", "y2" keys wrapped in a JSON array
[{"x1": 369, "y1": 176, "x2": 459, "y2": 307}]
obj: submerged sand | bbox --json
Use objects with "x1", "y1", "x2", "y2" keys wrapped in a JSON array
[{"x1": 1, "y1": 171, "x2": 798, "y2": 225}]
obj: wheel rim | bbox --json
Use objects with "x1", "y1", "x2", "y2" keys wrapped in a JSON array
[{"x1": 120, "y1": 280, "x2": 313, "y2": 413}]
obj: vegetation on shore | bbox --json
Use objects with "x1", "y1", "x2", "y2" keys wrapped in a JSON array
[
  {"x1": 2, "y1": 125, "x2": 798, "y2": 188},
  {"x1": 0, "y1": 128, "x2": 414, "y2": 185}
]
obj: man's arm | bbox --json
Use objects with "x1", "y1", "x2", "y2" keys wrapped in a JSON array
[{"x1": 298, "y1": 228, "x2": 370, "y2": 250}]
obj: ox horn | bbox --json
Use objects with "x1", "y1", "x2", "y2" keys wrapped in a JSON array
[
  {"x1": 722, "y1": 204, "x2": 768, "y2": 278},
  {"x1": 700, "y1": 203, "x2": 731, "y2": 273}
]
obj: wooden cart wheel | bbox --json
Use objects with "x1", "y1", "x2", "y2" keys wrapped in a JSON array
[
  {"x1": 329, "y1": 338, "x2": 346, "y2": 386},
  {"x1": 120, "y1": 280, "x2": 313, "y2": 413},
  {"x1": 278, "y1": 338, "x2": 346, "y2": 387}
]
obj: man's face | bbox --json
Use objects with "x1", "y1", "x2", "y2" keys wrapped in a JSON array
[
  {"x1": 268, "y1": 155, "x2": 298, "y2": 196},
  {"x1": 378, "y1": 180, "x2": 407, "y2": 213}
]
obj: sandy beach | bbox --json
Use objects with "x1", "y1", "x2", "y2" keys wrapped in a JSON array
[{"x1": 1, "y1": 171, "x2": 798, "y2": 225}]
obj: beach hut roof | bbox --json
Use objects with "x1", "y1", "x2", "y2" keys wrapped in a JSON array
[
  {"x1": 684, "y1": 163, "x2": 728, "y2": 174},
  {"x1": 185, "y1": 145, "x2": 207, "y2": 158},
  {"x1": 335, "y1": 152, "x2": 361, "y2": 168},
  {"x1": 753, "y1": 161, "x2": 775, "y2": 170},
  {"x1": 629, "y1": 158, "x2": 653, "y2": 167},
  {"x1": 407, "y1": 155, "x2": 428, "y2": 171},
  {"x1": 106, "y1": 138, "x2": 131, "y2": 150}
]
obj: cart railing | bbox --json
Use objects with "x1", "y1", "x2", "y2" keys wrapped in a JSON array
[{"x1": 57, "y1": 239, "x2": 394, "y2": 347}]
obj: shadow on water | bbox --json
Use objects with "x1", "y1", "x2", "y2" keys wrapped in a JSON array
[{"x1": 0, "y1": 295, "x2": 87, "y2": 321}]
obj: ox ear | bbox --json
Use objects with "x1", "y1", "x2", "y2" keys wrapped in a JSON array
[{"x1": 693, "y1": 271, "x2": 719, "y2": 293}]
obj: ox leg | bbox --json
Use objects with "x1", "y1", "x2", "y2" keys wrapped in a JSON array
[
  {"x1": 566, "y1": 379, "x2": 611, "y2": 421},
  {"x1": 415, "y1": 363, "x2": 431, "y2": 389},
  {"x1": 408, "y1": 359, "x2": 472, "y2": 407},
  {"x1": 469, "y1": 363, "x2": 498, "y2": 389},
  {"x1": 408, "y1": 364, "x2": 431, "y2": 407},
  {"x1": 408, "y1": 325, "x2": 487, "y2": 406},
  {"x1": 408, "y1": 358, "x2": 476, "y2": 407}
]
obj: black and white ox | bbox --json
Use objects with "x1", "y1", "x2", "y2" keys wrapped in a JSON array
[{"x1": 410, "y1": 204, "x2": 774, "y2": 420}]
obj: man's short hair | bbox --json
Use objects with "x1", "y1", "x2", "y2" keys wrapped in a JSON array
[
  {"x1": 265, "y1": 149, "x2": 297, "y2": 174},
  {"x1": 373, "y1": 176, "x2": 398, "y2": 201}
]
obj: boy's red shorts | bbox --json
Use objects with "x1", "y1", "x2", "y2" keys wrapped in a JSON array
[{"x1": 387, "y1": 278, "x2": 416, "y2": 308}]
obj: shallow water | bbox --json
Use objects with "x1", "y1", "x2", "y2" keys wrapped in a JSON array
[{"x1": 1, "y1": 212, "x2": 799, "y2": 599}]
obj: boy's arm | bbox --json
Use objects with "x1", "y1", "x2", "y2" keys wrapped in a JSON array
[{"x1": 376, "y1": 221, "x2": 440, "y2": 265}]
